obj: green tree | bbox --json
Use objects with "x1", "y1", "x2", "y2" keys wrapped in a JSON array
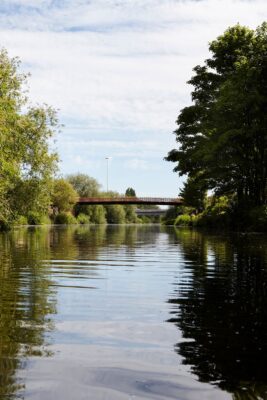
[
  {"x1": 87, "y1": 205, "x2": 107, "y2": 224},
  {"x1": 67, "y1": 173, "x2": 103, "y2": 220},
  {"x1": 67, "y1": 173, "x2": 101, "y2": 197},
  {"x1": 106, "y1": 205, "x2": 126, "y2": 224},
  {"x1": 52, "y1": 179, "x2": 78, "y2": 212},
  {"x1": 125, "y1": 187, "x2": 136, "y2": 197},
  {"x1": 166, "y1": 23, "x2": 267, "y2": 210},
  {"x1": 0, "y1": 49, "x2": 58, "y2": 226},
  {"x1": 124, "y1": 205, "x2": 138, "y2": 223},
  {"x1": 180, "y1": 176, "x2": 206, "y2": 211}
]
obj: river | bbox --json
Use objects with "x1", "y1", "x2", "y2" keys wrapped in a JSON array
[{"x1": 0, "y1": 225, "x2": 266, "y2": 399}]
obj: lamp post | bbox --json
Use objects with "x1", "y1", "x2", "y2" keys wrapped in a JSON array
[{"x1": 105, "y1": 157, "x2": 110, "y2": 192}]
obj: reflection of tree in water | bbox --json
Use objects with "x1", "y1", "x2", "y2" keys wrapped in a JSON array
[
  {"x1": 71, "y1": 224, "x2": 162, "y2": 257},
  {"x1": 168, "y1": 229, "x2": 267, "y2": 399},
  {"x1": 0, "y1": 227, "x2": 57, "y2": 399}
]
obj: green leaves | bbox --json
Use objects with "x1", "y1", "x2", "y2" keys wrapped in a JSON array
[
  {"x1": 0, "y1": 49, "x2": 59, "y2": 225},
  {"x1": 166, "y1": 23, "x2": 267, "y2": 208}
]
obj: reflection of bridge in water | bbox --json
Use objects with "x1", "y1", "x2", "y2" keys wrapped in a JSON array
[{"x1": 77, "y1": 197, "x2": 183, "y2": 206}]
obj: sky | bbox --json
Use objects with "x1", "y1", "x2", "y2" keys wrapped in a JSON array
[{"x1": 1, "y1": 0, "x2": 267, "y2": 197}]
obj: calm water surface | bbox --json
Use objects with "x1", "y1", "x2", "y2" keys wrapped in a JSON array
[{"x1": 0, "y1": 225, "x2": 267, "y2": 399}]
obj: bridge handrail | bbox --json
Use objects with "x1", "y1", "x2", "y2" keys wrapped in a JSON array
[{"x1": 78, "y1": 196, "x2": 183, "y2": 203}]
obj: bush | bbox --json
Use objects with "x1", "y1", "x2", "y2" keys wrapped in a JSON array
[
  {"x1": 77, "y1": 213, "x2": 90, "y2": 224},
  {"x1": 193, "y1": 197, "x2": 232, "y2": 229},
  {"x1": 105, "y1": 205, "x2": 126, "y2": 224},
  {"x1": 54, "y1": 212, "x2": 78, "y2": 225},
  {"x1": 14, "y1": 215, "x2": 28, "y2": 225},
  {"x1": 138, "y1": 216, "x2": 151, "y2": 224},
  {"x1": 174, "y1": 214, "x2": 194, "y2": 226},
  {"x1": 88, "y1": 205, "x2": 107, "y2": 224},
  {"x1": 27, "y1": 212, "x2": 51, "y2": 225}
]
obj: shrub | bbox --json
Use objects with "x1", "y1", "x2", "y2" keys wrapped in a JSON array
[
  {"x1": 77, "y1": 213, "x2": 90, "y2": 224},
  {"x1": 174, "y1": 214, "x2": 194, "y2": 226},
  {"x1": 194, "y1": 197, "x2": 232, "y2": 229},
  {"x1": 28, "y1": 212, "x2": 51, "y2": 225},
  {"x1": 88, "y1": 205, "x2": 107, "y2": 224},
  {"x1": 105, "y1": 205, "x2": 126, "y2": 224},
  {"x1": 55, "y1": 212, "x2": 78, "y2": 225},
  {"x1": 14, "y1": 215, "x2": 28, "y2": 225}
]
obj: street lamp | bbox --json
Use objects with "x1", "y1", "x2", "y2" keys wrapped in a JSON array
[{"x1": 105, "y1": 157, "x2": 110, "y2": 192}]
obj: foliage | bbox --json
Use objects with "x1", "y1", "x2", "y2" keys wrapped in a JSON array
[
  {"x1": 0, "y1": 48, "x2": 59, "y2": 227},
  {"x1": 137, "y1": 216, "x2": 151, "y2": 224},
  {"x1": 52, "y1": 179, "x2": 78, "y2": 212},
  {"x1": 193, "y1": 196, "x2": 232, "y2": 229},
  {"x1": 54, "y1": 212, "x2": 78, "y2": 224},
  {"x1": 174, "y1": 214, "x2": 194, "y2": 226},
  {"x1": 125, "y1": 187, "x2": 136, "y2": 197},
  {"x1": 77, "y1": 213, "x2": 90, "y2": 224},
  {"x1": 124, "y1": 205, "x2": 138, "y2": 223},
  {"x1": 180, "y1": 176, "x2": 206, "y2": 211},
  {"x1": 85, "y1": 205, "x2": 107, "y2": 224},
  {"x1": 14, "y1": 215, "x2": 28, "y2": 225},
  {"x1": 105, "y1": 205, "x2": 126, "y2": 224},
  {"x1": 166, "y1": 23, "x2": 267, "y2": 212},
  {"x1": 67, "y1": 173, "x2": 101, "y2": 197},
  {"x1": 27, "y1": 212, "x2": 51, "y2": 225},
  {"x1": 162, "y1": 206, "x2": 191, "y2": 225}
]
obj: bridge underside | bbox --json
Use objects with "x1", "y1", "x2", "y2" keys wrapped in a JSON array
[{"x1": 77, "y1": 197, "x2": 183, "y2": 206}]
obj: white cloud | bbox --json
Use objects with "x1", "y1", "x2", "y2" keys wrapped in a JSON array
[{"x1": 125, "y1": 158, "x2": 159, "y2": 171}]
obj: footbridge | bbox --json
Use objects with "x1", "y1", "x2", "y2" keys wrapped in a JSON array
[{"x1": 77, "y1": 197, "x2": 183, "y2": 206}]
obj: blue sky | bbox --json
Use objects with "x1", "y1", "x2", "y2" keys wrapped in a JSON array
[{"x1": 2, "y1": 0, "x2": 267, "y2": 196}]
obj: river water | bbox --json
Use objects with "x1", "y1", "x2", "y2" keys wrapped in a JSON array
[{"x1": 0, "y1": 225, "x2": 267, "y2": 400}]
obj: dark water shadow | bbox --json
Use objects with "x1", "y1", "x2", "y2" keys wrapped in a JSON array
[{"x1": 167, "y1": 229, "x2": 267, "y2": 399}]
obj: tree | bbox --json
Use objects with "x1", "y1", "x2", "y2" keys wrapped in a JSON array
[
  {"x1": 124, "y1": 205, "x2": 138, "y2": 223},
  {"x1": 67, "y1": 173, "x2": 103, "y2": 220},
  {"x1": 0, "y1": 49, "x2": 59, "y2": 226},
  {"x1": 180, "y1": 176, "x2": 206, "y2": 211},
  {"x1": 67, "y1": 173, "x2": 101, "y2": 197},
  {"x1": 87, "y1": 205, "x2": 106, "y2": 224},
  {"x1": 52, "y1": 179, "x2": 78, "y2": 212},
  {"x1": 125, "y1": 187, "x2": 136, "y2": 197},
  {"x1": 106, "y1": 205, "x2": 126, "y2": 224},
  {"x1": 166, "y1": 23, "x2": 267, "y2": 210}
]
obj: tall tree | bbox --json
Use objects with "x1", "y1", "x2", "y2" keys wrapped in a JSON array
[
  {"x1": 52, "y1": 179, "x2": 78, "y2": 212},
  {"x1": 180, "y1": 176, "x2": 206, "y2": 211},
  {"x1": 67, "y1": 173, "x2": 101, "y2": 197},
  {"x1": 166, "y1": 24, "x2": 267, "y2": 209},
  {"x1": 0, "y1": 49, "x2": 58, "y2": 225}
]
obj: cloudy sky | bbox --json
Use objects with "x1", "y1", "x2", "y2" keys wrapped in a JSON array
[{"x1": 1, "y1": 0, "x2": 267, "y2": 196}]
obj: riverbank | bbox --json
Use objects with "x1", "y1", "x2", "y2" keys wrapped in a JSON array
[{"x1": 162, "y1": 202, "x2": 267, "y2": 232}]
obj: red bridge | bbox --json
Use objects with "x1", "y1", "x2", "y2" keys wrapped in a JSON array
[{"x1": 77, "y1": 197, "x2": 183, "y2": 206}]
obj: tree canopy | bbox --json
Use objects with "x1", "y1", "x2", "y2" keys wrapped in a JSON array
[
  {"x1": 166, "y1": 23, "x2": 267, "y2": 210},
  {"x1": 52, "y1": 179, "x2": 78, "y2": 212},
  {"x1": 0, "y1": 49, "x2": 59, "y2": 226},
  {"x1": 67, "y1": 173, "x2": 101, "y2": 197},
  {"x1": 125, "y1": 187, "x2": 136, "y2": 197}
]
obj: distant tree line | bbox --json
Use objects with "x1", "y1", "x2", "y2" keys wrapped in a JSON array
[{"x1": 52, "y1": 175, "x2": 139, "y2": 225}]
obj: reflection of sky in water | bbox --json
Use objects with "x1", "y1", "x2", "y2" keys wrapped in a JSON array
[{"x1": 1, "y1": 225, "x2": 267, "y2": 399}]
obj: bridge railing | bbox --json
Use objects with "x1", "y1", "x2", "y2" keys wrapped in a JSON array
[{"x1": 77, "y1": 197, "x2": 183, "y2": 204}]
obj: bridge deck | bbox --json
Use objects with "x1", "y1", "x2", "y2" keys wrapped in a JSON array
[{"x1": 77, "y1": 197, "x2": 183, "y2": 206}]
